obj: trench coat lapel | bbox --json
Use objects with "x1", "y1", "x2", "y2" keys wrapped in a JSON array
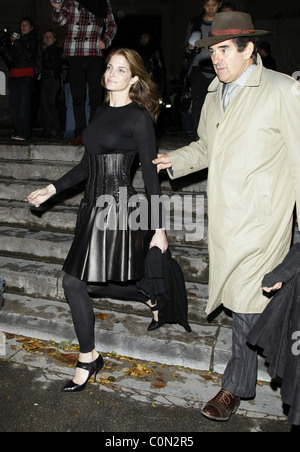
[{"x1": 207, "y1": 56, "x2": 263, "y2": 119}]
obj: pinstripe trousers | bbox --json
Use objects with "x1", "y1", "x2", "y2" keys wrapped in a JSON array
[{"x1": 222, "y1": 312, "x2": 261, "y2": 399}]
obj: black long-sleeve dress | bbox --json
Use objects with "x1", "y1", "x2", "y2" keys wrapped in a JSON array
[{"x1": 53, "y1": 102, "x2": 164, "y2": 283}]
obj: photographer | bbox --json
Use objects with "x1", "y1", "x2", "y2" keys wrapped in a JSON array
[
  {"x1": 0, "y1": 17, "x2": 39, "y2": 141},
  {"x1": 184, "y1": 0, "x2": 222, "y2": 140}
]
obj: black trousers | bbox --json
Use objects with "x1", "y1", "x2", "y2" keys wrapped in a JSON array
[
  {"x1": 190, "y1": 67, "x2": 214, "y2": 140},
  {"x1": 40, "y1": 78, "x2": 61, "y2": 137},
  {"x1": 9, "y1": 76, "x2": 34, "y2": 140},
  {"x1": 62, "y1": 274, "x2": 147, "y2": 353},
  {"x1": 222, "y1": 312, "x2": 261, "y2": 399},
  {"x1": 68, "y1": 56, "x2": 104, "y2": 136}
]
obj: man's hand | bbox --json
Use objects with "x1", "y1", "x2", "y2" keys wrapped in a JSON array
[
  {"x1": 152, "y1": 153, "x2": 172, "y2": 173},
  {"x1": 262, "y1": 282, "x2": 283, "y2": 293},
  {"x1": 98, "y1": 40, "x2": 106, "y2": 50}
]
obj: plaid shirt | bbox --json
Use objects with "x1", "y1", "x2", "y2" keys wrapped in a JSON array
[{"x1": 53, "y1": 0, "x2": 117, "y2": 57}]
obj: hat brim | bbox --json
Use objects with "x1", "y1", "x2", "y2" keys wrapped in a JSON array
[{"x1": 195, "y1": 30, "x2": 269, "y2": 48}]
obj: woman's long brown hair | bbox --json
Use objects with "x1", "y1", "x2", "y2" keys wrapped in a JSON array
[{"x1": 102, "y1": 48, "x2": 161, "y2": 123}]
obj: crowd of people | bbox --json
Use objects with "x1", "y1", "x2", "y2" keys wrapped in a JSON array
[
  {"x1": 0, "y1": 0, "x2": 117, "y2": 143},
  {"x1": 0, "y1": 1, "x2": 278, "y2": 144},
  {"x1": 1, "y1": 0, "x2": 299, "y2": 428}
]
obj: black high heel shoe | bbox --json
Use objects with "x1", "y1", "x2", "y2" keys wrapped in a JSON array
[
  {"x1": 147, "y1": 303, "x2": 164, "y2": 332},
  {"x1": 61, "y1": 354, "x2": 104, "y2": 393}
]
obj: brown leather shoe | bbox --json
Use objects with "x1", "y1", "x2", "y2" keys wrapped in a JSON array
[
  {"x1": 68, "y1": 136, "x2": 83, "y2": 146},
  {"x1": 201, "y1": 389, "x2": 240, "y2": 421}
]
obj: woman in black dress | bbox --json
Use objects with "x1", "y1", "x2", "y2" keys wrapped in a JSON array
[{"x1": 27, "y1": 48, "x2": 168, "y2": 392}]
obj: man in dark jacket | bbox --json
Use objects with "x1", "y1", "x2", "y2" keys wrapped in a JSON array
[
  {"x1": 184, "y1": 0, "x2": 222, "y2": 140},
  {"x1": 0, "y1": 17, "x2": 39, "y2": 141},
  {"x1": 38, "y1": 30, "x2": 63, "y2": 138}
]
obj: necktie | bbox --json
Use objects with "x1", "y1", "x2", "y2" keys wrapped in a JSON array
[{"x1": 222, "y1": 82, "x2": 238, "y2": 111}]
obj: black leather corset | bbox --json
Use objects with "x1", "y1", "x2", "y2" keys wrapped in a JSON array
[{"x1": 83, "y1": 153, "x2": 137, "y2": 204}]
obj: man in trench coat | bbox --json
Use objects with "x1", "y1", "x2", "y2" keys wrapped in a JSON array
[{"x1": 154, "y1": 12, "x2": 300, "y2": 421}]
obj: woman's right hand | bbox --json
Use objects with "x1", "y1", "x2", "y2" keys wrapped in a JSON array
[{"x1": 27, "y1": 184, "x2": 56, "y2": 208}]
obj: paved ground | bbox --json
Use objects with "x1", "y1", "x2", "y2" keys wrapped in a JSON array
[{"x1": 0, "y1": 332, "x2": 297, "y2": 434}]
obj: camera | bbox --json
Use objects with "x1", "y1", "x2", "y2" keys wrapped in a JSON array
[{"x1": 0, "y1": 29, "x2": 20, "y2": 41}]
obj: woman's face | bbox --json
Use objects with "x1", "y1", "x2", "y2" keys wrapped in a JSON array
[
  {"x1": 20, "y1": 20, "x2": 33, "y2": 35},
  {"x1": 104, "y1": 54, "x2": 138, "y2": 94}
]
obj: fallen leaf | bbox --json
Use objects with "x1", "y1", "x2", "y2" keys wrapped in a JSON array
[
  {"x1": 95, "y1": 313, "x2": 109, "y2": 321},
  {"x1": 152, "y1": 378, "x2": 167, "y2": 389},
  {"x1": 5, "y1": 333, "x2": 15, "y2": 340},
  {"x1": 123, "y1": 362, "x2": 154, "y2": 378},
  {"x1": 199, "y1": 373, "x2": 213, "y2": 381}
]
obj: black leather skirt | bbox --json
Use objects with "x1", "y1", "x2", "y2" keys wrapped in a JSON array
[{"x1": 63, "y1": 153, "x2": 152, "y2": 283}]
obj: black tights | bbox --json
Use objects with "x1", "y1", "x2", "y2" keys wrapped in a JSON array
[{"x1": 62, "y1": 274, "x2": 147, "y2": 353}]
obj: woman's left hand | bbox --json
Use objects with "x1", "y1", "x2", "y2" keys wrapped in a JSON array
[{"x1": 150, "y1": 229, "x2": 168, "y2": 254}]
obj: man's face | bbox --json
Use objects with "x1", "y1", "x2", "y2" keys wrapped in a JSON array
[
  {"x1": 209, "y1": 39, "x2": 254, "y2": 83},
  {"x1": 140, "y1": 33, "x2": 150, "y2": 46},
  {"x1": 204, "y1": 1, "x2": 221, "y2": 18},
  {"x1": 20, "y1": 20, "x2": 33, "y2": 35}
]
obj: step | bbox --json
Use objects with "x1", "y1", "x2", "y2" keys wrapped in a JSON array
[
  {"x1": 0, "y1": 226, "x2": 72, "y2": 262},
  {"x1": 0, "y1": 201, "x2": 77, "y2": 232},
  {"x1": 0, "y1": 135, "x2": 194, "y2": 164},
  {"x1": 0, "y1": 142, "x2": 208, "y2": 194},
  {"x1": 0, "y1": 160, "x2": 76, "y2": 182},
  {"x1": 0, "y1": 245, "x2": 209, "y2": 300},
  {"x1": 0, "y1": 179, "x2": 209, "y2": 244},
  {"x1": 0, "y1": 178, "x2": 84, "y2": 207},
  {"x1": 0, "y1": 292, "x2": 220, "y2": 372},
  {"x1": 0, "y1": 255, "x2": 64, "y2": 300},
  {"x1": 0, "y1": 179, "x2": 208, "y2": 211},
  {"x1": 0, "y1": 254, "x2": 211, "y2": 325},
  {"x1": 0, "y1": 211, "x2": 208, "y2": 260},
  {"x1": 0, "y1": 165, "x2": 207, "y2": 197},
  {"x1": 0, "y1": 292, "x2": 272, "y2": 381},
  {"x1": 0, "y1": 143, "x2": 84, "y2": 163}
]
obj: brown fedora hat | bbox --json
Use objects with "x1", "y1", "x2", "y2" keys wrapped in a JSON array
[{"x1": 195, "y1": 12, "x2": 269, "y2": 48}]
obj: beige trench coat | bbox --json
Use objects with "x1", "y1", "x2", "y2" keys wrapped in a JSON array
[{"x1": 169, "y1": 56, "x2": 300, "y2": 315}]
